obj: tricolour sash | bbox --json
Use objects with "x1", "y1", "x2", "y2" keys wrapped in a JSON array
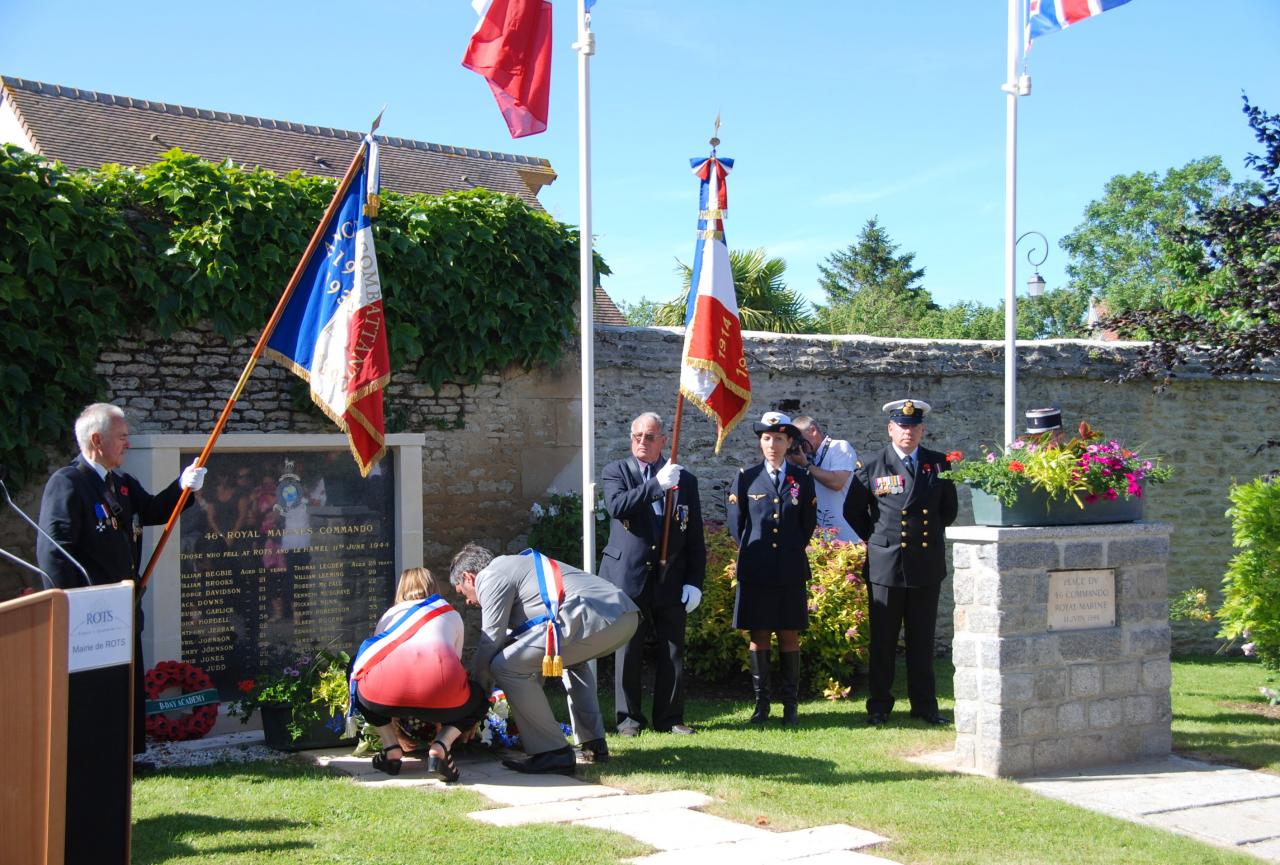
[
  {"x1": 347, "y1": 594, "x2": 453, "y2": 726},
  {"x1": 520, "y1": 548, "x2": 566, "y2": 677}
]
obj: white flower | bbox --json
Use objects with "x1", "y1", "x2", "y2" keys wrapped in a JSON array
[
  {"x1": 1241, "y1": 642, "x2": 1256, "y2": 657},
  {"x1": 529, "y1": 502, "x2": 545, "y2": 518},
  {"x1": 547, "y1": 506, "x2": 559, "y2": 517}
]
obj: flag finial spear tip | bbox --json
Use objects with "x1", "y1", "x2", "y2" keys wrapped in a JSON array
[
  {"x1": 370, "y1": 106, "x2": 387, "y2": 135},
  {"x1": 710, "y1": 112, "x2": 721, "y2": 149}
]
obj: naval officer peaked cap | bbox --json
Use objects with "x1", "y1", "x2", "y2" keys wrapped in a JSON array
[{"x1": 882, "y1": 398, "x2": 931, "y2": 426}]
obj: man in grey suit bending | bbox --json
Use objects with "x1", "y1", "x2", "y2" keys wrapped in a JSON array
[{"x1": 449, "y1": 543, "x2": 639, "y2": 774}]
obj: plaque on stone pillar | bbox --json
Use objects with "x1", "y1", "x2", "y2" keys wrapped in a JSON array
[
  {"x1": 177, "y1": 449, "x2": 396, "y2": 700},
  {"x1": 1047, "y1": 569, "x2": 1116, "y2": 631}
]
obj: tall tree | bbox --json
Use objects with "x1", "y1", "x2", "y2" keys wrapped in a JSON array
[
  {"x1": 814, "y1": 217, "x2": 936, "y2": 336},
  {"x1": 1061, "y1": 156, "x2": 1256, "y2": 317},
  {"x1": 657, "y1": 247, "x2": 814, "y2": 333},
  {"x1": 1106, "y1": 97, "x2": 1280, "y2": 380},
  {"x1": 817, "y1": 216, "x2": 927, "y2": 304}
]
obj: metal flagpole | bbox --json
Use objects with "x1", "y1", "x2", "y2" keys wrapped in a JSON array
[
  {"x1": 574, "y1": 0, "x2": 597, "y2": 571},
  {"x1": 138, "y1": 122, "x2": 379, "y2": 591},
  {"x1": 1001, "y1": 0, "x2": 1027, "y2": 445}
]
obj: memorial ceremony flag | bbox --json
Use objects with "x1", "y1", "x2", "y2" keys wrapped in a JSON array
[
  {"x1": 462, "y1": 0, "x2": 553, "y2": 138},
  {"x1": 679, "y1": 151, "x2": 751, "y2": 453},
  {"x1": 1027, "y1": 0, "x2": 1133, "y2": 42},
  {"x1": 266, "y1": 134, "x2": 390, "y2": 476}
]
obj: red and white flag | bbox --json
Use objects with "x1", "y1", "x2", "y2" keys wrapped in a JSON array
[
  {"x1": 462, "y1": 0, "x2": 553, "y2": 138},
  {"x1": 680, "y1": 154, "x2": 751, "y2": 453}
]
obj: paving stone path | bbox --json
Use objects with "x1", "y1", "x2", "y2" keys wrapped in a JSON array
[{"x1": 312, "y1": 746, "x2": 897, "y2": 865}]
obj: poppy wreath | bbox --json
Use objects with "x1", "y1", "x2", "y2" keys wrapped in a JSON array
[{"x1": 144, "y1": 660, "x2": 220, "y2": 741}]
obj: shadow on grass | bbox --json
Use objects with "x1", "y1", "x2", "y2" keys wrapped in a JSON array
[
  {"x1": 587, "y1": 743, "x2": 955, "y2": 786},
  {"x1": 132, "y1": 813, "x2": 312, "y2": 864}
]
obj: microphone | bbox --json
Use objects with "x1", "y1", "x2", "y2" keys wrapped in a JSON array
[
  {"x1": 0, "y1": 475, "x2": 91, "y2": 587},
  {"x1": 0, "y1": 544, "x2": 54, "y2": 590}
]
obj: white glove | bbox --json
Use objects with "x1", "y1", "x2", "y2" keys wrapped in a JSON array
[
  {"x1": 681, "y1": 584, "x2": 703, "y2": 613},
  {"x1": 180, "y1": 459, "x2": 207, "y2": 492},
  {"x1": 656, "y1": 462, "x2": 682, "y2": 490}
]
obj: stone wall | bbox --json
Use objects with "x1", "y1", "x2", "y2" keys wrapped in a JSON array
[
  {"x1": 593, "y1": 327, "x2": 1280, "y2": 653},
  {"x1": 948, "y1": 523, "x2": 1173, "y2": 776},
  {"x1": 4, "y1": 324, "x2": 1277, "y2": 656}
]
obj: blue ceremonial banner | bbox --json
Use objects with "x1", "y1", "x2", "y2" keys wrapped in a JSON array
[{"x1": 266, "y1": 137, "x2": 391, "y2": 476}]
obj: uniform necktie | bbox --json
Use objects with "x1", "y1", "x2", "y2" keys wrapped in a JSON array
[
  {"x1": 645, "y1": 463, "x2": 663, "y2": 518},
  {"x1": 903, "y1": 454, "x2": 915, "y2": 477}
]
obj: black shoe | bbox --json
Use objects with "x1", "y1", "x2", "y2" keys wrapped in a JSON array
[
  {"x1": 577, "y1": 738, "x2": 609, "y2": 764},
  {"x1": 502, "y1": 747, "x2": 576, "y2": 775},
  {"x1": 372, "y1": 745, "x2": 403, "y2": 776},
  {"x1": 425, "y1": 741, "x2": 459, "y2": 782},
  {"x1": 911, "y1": 712, "x2": 952, "y2": 726},
  {"x1": 132, "y1": 759, "x2": 157, "y2": 778},
  {"x1": 866, "y1": 712, "x2": 888, "y2": 726},
  {"x1": 658, "y1": 723, "x2": 696, "y2": 735}
]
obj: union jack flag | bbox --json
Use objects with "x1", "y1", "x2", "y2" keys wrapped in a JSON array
[{"x1": 1027, "y1": 0, "x2": 1133, "y2": 41}]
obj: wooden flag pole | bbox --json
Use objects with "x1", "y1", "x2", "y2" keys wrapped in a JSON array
[
  {"x1": 657, "y1": 392, "x2": 686, "y2": 571},
  {"x1": 138, "y1": 137, "x2": 372, "y2": 592}
]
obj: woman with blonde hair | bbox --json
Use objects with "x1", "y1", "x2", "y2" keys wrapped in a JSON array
[{"x1": 348, "y1": 567, "x2": 487, "y2": 781}]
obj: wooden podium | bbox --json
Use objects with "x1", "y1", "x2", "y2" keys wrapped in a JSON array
[
  {"x1": 1, "y1": 583, "x2": 135, "y2": 865},
  {"x1": 1, "y1": 589, "x2": 68, "y2": 865}
]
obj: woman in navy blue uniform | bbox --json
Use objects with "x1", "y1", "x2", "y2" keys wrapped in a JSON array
[{"x1": 726, "y1": 411, "x2": 817, "y2": 726}]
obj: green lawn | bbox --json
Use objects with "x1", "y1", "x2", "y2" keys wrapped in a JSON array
[{"x1": 132, "y1": 656, "x2": 1276, "y2": 865}]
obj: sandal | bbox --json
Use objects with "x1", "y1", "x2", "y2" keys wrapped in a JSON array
[
  {"x1": 372, "y1": 745, "x2": 403, "y2": 776},
  {"x1": 426, "y1": 740, "x2": 459, "y2": 783}
]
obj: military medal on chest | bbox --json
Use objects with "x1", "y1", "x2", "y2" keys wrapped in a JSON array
[{"x1": 874, "y1": 474, "x2": 906, "y2": 496}]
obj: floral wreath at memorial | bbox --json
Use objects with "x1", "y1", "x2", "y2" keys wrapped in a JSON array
[{"x1": 144, "y1": 660, "x2": 220, "y2": 741}]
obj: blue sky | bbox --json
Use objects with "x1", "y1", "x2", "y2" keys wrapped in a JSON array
[{"x1": 3, "y1": 0, "x2": 1278, "y2": 314}]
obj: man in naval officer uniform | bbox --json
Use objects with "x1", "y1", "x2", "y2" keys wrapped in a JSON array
[
  {"x1": 843, "y1": 398, "x2": 957, "y2": 726},
  {"x1": 599, "y1": 411, "x2": 706, "y2": 737}
]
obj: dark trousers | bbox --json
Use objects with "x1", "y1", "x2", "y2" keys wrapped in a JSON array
[
  {"x1": 866, "y1": 581, "x2": 941, "y2": 717},
  {"x1": 353, "y1": 677, "x2": 489, "y2": 732},
  {"x1": 615, "y1": 582, "x2": 687, "y2": 730}
]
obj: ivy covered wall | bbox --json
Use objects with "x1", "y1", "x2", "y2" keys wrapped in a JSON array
[{"x1": 0, "y1": 145, "x2": 601, "y2": 489}]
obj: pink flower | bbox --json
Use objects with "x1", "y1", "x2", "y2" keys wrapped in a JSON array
[
  {"x1": 807, "y1": 601, "x2": 818, "y2": 612},
  {"x1": 845, "y1": 628, "x2": 858, "y2": 639},
  {"x1": 1242, "y1": 642, "x2": 1256, "y2": 657},
  {"x1": 986, "y1": 453, "x2": 997, "y2": 464},
  {"x1": 813, "y1": 584, "x2": 827, "y2": 594},
  {"x1": 1104, "y1": 489, "x2": 1119, "y2": 501},
  {"x1": 845, "y1": 573, "x2": 857, "y2": 583},
  {"x1": 1085, "y1": 493, "x2": 1100, "y2": 504}
]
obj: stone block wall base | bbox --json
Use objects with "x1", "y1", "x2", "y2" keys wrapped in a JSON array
[{"x1": 949, "y1": 521, "x2": 1173, "y2": 778}]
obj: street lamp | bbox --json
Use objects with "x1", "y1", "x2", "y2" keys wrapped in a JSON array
[{"x1": 1017, "y1": 230, "x2": 1048, "y2": 297}]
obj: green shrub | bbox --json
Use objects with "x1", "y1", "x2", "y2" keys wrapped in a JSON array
[
  {"x1": 1218, "y1": 476, "x2": 1280, "y2": 671},
  {"x1": 686, "y1": 524, "x2": 869, "y2": 696},
  {"x1": 526, "y1": 491, "x2": 608, "y2": 571}
]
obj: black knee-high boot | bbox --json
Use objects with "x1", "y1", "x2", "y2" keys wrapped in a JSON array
[
  {"x1": 749, "y1": 650, "x2": 771, "y2": 725},
  {"x1": 780, "y1": 650, "x2": 801, "y2": 727}
]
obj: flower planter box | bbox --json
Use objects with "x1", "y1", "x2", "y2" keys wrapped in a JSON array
[
  {"x1": 969, "y1": 485, "x2": 1144, "y2": 527},
  {"x1": 260, "y1": 704, "x2": 355, "y2": 752}
]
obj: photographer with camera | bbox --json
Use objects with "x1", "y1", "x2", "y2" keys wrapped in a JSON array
[{"x1": 789, "y1": 416, "x2": 860, "y2": 543}]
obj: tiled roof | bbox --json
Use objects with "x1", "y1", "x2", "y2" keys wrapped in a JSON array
[
  {"x1": 0, "y1": 75, "x2": 556, "y2": 206},
  {"x1": 2, "y1": 75, "x2": 627, "y2": 323}
]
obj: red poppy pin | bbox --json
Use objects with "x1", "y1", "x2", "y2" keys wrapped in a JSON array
[{"x1": 120, "y1": 485, "x2": 129, "y2": 496}]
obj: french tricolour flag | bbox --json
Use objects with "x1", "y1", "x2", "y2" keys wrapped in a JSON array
[
  {"x1": 462, "y1": 0, "x2": 553, "y2": 138},
  {"x1": 1028, "y1": 0, "x2": 1133, "y2": 41},
  {"x1": 680, "y1": 154, "x2": 751, "y2": 453},
  {"x1": 267, "y1": 136, "x2": 390, "y2": 476}
]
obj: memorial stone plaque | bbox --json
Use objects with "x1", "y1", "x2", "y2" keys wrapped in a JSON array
[
  {"x1": 178, "y1": 449, "x2": 396, "y2": 699},
  {"x1": 1047, "y1": 568, "x2": 1116, "y2": 631}
]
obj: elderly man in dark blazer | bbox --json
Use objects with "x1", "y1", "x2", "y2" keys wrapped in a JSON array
[
  {"x1": 37, "y1": 402, "x2": 206, "y2": 771},
  {"x1": 844, "y1": 398, "x2": 958, "y2": 727},
  {"x1": 599, "y1": 411, "x2": 706, "y2": 737}
]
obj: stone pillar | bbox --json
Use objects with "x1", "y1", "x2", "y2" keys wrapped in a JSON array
[{"x1": 949, "y1": 521, "x2": 1173, "y2": 777}]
